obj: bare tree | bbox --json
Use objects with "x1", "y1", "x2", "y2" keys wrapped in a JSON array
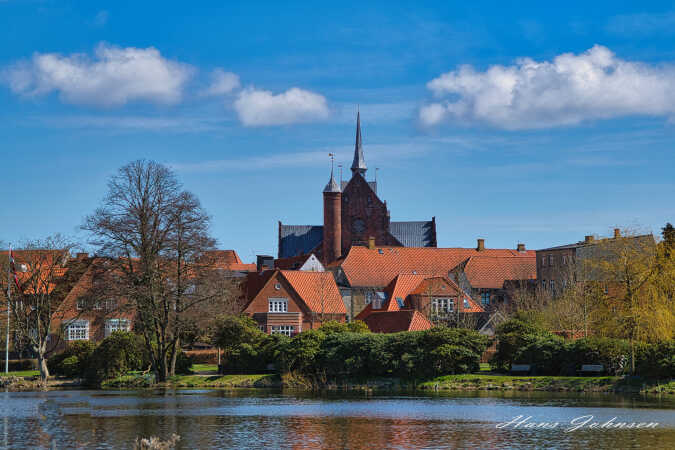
[
  {"x1": 0, "y1": 236, "x2": 73, "y2": 380},
  {"x1": 83, "y1": 160, "x2": 235, "y2": 381}
]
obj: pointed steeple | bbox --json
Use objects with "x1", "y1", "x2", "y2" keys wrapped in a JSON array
[
  {"x1": 351, "y1": 111, "x2": 367, "y2": 176},
  {"x1": 324, "y1": 153, "x2": 341, "y2": 192}
]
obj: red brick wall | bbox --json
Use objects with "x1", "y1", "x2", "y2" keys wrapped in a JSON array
[
  {"x1": 340, "y1": 174, "x2": 396, "y2": 255},
  {"x1": 323, "y1": 191, "x2": 342, "y2": 263}
]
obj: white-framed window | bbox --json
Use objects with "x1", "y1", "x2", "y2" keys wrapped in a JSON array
[
  {"x1": 550, "y1": 280, "x2": 555, "y2": 291},
  {"x1": 548, "y1": 255, "x2": 554, "y2": 266},
  {"x1": 76, "y1": 298, "x2": 87, "y2": 310},
  {"x1": 365, "y1": 291, "x2": 373, "y2": 305},
  {"x1": 541, "y1": 257, "x2": 546, "y2": 267},
  {"x1": 258, "y1": 325, "x2": 266, "y2": 332},
  {"x1": 481, "y1": 291, "x2": 490, "y2": 306},
  {"x1": 268, "y1": 298, "x2": 288, "y2": 313},
  {"x1": 105, "y1": 298, "x2": 118, "y2": 311},
  {"x1": 271, "y1": 325, "x2": 294, "y2": 336},
  {"x1": 274, "y1": 283, "x2": 281, "y2": 290},
  {"x1": 542, "y1": 279, "x2": 547, "y2": 290},
  {"x1": 105, "y1": 319, "x2": 130, "y2": 337},
  {"x1": 372, "y1": 291, "x2": 386, "y2": 309},
  {"x1": 65, "y1": 321, "x2": 89, "y2": 341},
  {"x1": 432, "y1": 298, "x2": 454, "y2": 314},
  {"x1": 562, "y1": 255, "x2": 568, "y2": 265}
]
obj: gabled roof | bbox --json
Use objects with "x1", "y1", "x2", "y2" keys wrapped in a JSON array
[
  {"x1": 363, "y1": 310, "x2": 433, "y2": 333},
  {"x1": 239, "y1": 270, "x2": 344, "y2": 314},
  {"x1": 462, "y1": 255, "x2": 536, "y2": 289},
  {"x1": 339, "y1": 246, "x2": 535, "y2": 287},
  {"x1": 202, "y1": 249, "x2": 256, "y2": 272}
]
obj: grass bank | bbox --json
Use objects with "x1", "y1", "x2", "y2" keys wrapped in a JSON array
[{"x1": 417, "y1": 374, "x2": 675, "y2": 394}]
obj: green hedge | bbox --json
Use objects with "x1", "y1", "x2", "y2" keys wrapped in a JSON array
[
  {"x1": 220, "y1": 320, "x2": 490, "y2": 379},
  {"x1": 492, "y1": 319, "x2": 673, "y2": 377}
]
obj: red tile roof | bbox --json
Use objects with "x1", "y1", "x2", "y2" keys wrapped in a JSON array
[
  {"x1": 462, "y1": 255, "x2": 536, "y2": 289},
  {"x1": 363, "y1": 310, "x2": 433, "y2": 333},
  {"x1": 339, "y1": 246, "x2": 535, "y2": 287},
  {"x1": 202, "y1": 250, "x2": 256, "y2": 272},
  {"x1": 279, "y1": 270, "x2": 346, "y2": 314}
]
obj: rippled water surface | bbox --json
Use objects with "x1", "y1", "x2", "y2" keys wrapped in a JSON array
[{"x1": 0, "y1": 389, "x2": 674, "y2": 449}]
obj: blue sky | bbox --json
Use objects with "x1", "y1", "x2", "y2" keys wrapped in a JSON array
[{"x1": 1, "y1": 1, "x2": 674, "y2": 261}]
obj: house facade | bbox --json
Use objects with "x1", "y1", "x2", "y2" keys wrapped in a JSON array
[{"x1": 243, "y1": 270, "x2": 346, "y2": 336}]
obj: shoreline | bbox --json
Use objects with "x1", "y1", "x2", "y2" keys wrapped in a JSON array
[{"x1": 4, "y1": 373, "x2": 674, "y2": 395}]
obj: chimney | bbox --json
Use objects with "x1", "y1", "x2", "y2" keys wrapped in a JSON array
[
  {"x1": 613, "y1": 228, "x2": 621, "y2": 238},
  {"x1": 323, "y1": 173, "x2": 342, "y2": 264},
  {"x1": 76, "y1": 252, "x2": 88, "y2": 260},
  {"x1": 476, "y1": 239, "x2": 485, "y2": 251},
  {"x1": 584, "y1": 235, "x2": 595, "y2": 244},
  {"x1": 256, "y1": 255, "x2": 274, "y2": 272},
  {"x1": 368, "y1": 236, "x2": 376, "y2": 250},
  {"x1": 517, "y1": 243, "x2": 526, "y2": 252}
]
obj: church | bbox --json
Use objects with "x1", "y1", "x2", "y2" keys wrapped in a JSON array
[{"x1": 278, "y1": 113, "x2": 437, "y2": 263}]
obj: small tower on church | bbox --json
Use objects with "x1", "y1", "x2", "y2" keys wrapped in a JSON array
[
  {"x1": 351, "y1": 111, "x2": 367, "y2": 177},
  {"x1": 323, "y1": 155, "x2": 342, "y2": 263}
]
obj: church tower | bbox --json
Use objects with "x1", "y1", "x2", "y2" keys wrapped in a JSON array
[{"x1": 322, "y1": 160, "x2": 342, "y2": 263}]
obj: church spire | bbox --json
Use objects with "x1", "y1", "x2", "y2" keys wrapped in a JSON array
[
  {"x1": 324, "y1": 153, "x2": 340, "y2": 192},
  {"x1": 351, "y1": 110, "x2": 367, "y2": 176}
]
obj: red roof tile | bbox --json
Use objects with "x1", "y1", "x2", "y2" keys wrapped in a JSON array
[
  {"x1": 462, "y1": 255, "x2": 536, "y2": 289},
  {"x1": 339, "y1": 246, "x2": 535, "y2": 287},
  {"x1": 363, "y1": 310, "x2": 433, "y2": 333},
  {"x1": 280, "y1": 270, "x2": 346, "y2": 314}
]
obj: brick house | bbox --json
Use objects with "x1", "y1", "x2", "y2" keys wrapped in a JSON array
[
  {"x1": 536, "y1": 229, "x2": 655, "y2": 297},
  {"x1": 355, "y1": 274, "x2": 483, "y2": 332},
  {"x1": 451, "y1": 252, "x2": 536, "y2": 310},
  {"x1": 50, "y1": 259, "x2": 135, "y2": 350},
  {"x1": 331, "y1": 242, "x2": 534, "y2": 320},
  {"x1": 243, "y1": 270, "x2": 346, "y2": 336}
]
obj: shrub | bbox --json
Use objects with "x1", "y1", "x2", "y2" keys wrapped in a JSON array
[
  {"x1": 84, "y1": 331, "x2": 145, "y2": 385},
  {"x1": 174, "y1": 350, "x2": 192, "y2": 375},
  {"x1": 59, "y1": 356, "x2": 81, "y2": 378},
  {"x1": 635, "y1": 340, "x2": 675, "y2": 378},
  {"x1": 212, "y1": 315, "x2": 267, "y2": 358},
  {"x1": 569, "y1": 338, "x2": 630, "y2": 375},
  {"x1": 278, "y1": 329, "x2": 326, "y2": 374},
  {"x1": 48, "y1": 340, "x2": 97, "y2": 377},
  {"x1": 430, "y1": 344, "x2": 479, "y2": 375},
  {"x1": 513, "y1": 335, "x2": 567, "y2": 375},
  {"x1": 490, "y1": 319, "x2": 551, "y2": 371}
]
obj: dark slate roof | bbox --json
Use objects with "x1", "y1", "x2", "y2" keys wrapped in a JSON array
[
  {"x1": 279, "y1": 220, "x2": 435, "y2": 258},
  {"x1": 389, "y1": 221, "x2": 435, "y2": 247},
  {"x1": 341, "y1": 180, "x2": 377, "y2": 194},
  {"x1": 279, "y1": 225, "x2": 323, "y2": 258}
]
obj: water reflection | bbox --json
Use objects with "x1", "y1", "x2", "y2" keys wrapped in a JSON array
[{"x1": 0, "y1": 389, "x2": 673, "y2": 449}]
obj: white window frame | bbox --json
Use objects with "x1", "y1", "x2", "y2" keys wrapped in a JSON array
[
  {"x1": 268, "y1": 298, "x2": 288, "y2": 313},
  {"x1": 65, "y1": 321, "x2": 89, "y2": 341},
  {"x1": 432, "y1": 297, "x2": 454, "y2": 314},
  {"x1": 270, "y1": 325, "x2": 294, "y2": 337},
  {"x1": 105, "y1": 318, "x2": 130, "y2": 337}
]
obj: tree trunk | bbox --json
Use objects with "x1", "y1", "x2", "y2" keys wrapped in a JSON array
[{"x1": 37, "y1": 349, "x2": 49, "y2": 381}]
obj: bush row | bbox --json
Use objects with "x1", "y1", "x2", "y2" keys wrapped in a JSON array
[
  {"x1": 491, "y1": 319, "x2": 675, "y2": 377},
  {"x1": 47, "y1": 332, "x2": 192, "y2": 385},
  {"x1": 217, "y1": 316, "x2": 490, "y2": 379}
]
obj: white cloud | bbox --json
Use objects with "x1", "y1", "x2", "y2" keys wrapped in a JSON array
[
  {"x1": 201, "y1": 68, "x2": 240, "y2": 96},
  {"x1": 233, "y1": 87, "x2": 330, "y2": 126},
  {"x1": 420, "y1": 45, "x2": 675, "y2": 129},
  {"x1": 2, "y1": 43, "x2": 193, "y2": 107}
]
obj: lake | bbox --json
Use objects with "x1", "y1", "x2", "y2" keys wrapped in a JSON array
[{"x1": 1, "y1": 389, "x2": 674, "y2": 449}]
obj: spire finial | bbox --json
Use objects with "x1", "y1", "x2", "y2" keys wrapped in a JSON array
[
  {"x1": 351, "y1": 110, "x2": 367, "y2": 176},
  {"x1": 323, "y1": 153, "x2": 340, "y2": 193}
]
